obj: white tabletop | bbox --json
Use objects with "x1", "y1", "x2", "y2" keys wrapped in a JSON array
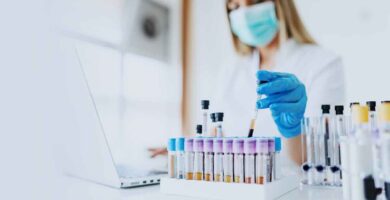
[{"x1": 60, "y1": 176, "x2": 343, "y2": 200}]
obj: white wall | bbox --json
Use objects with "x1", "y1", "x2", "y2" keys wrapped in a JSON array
[{"x1": 188, "y1": 0, "x2": 390, "y2": 129}]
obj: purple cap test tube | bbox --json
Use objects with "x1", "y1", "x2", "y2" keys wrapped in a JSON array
[
  {"x1": 244, "y1": 138, "x2": 257, "y2": 154},
  {"x1": 268, "y1": 138, "x2": 275, "y2": 153},
  {"x1": 193, "y1": 138, "x2": 204, "y2": 152},
  {"x1": 223, "y1": 138, "x2": 234, "y2": 153},
  {"x1": 204, "y1": 138, "x2": 214, "y2": 153},
  {"x1": 185, "y1": 138, "x2": 193, "y2": 152},
  {"x1": 213, "y1": 138, "x2": 223, "y2": 153},
  {"x1": 257, "y1": 138, "x2": 269, "y2": 154},
  {"x1": 233, "y1": 138, "x2": 244, "y2": 154}
]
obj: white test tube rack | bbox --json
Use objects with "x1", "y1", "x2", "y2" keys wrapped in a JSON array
[{"x1": 160, "y1": 175, "x2": 299, "y2": 200}]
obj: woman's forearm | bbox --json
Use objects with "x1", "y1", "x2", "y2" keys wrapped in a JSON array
[{"x1": 286, "y1": 134, "x2": 305, "y2": 166}]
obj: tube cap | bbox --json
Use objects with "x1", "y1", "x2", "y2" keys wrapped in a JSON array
[
  {"x1": 352, "y1": 105, "x2": 369, "y2": 123},
  {"x1": 363, "y1": 175, "x2": 382, "y2": 200},
  {"x1": 213, "y1": 138, "x2": 223, "y2": 153},
  {"x1": 168, "y1": 138, "x2": 176, "y2": 151},
  {"x1": 382, "y1": 101, "x2": 390, "y2": 104},
  {"x1": 350, "y1": 102, "x2": 360, "y2": 108},
  {"x1": 222, "y1": 138, "x2": 233, "y2": 153},
  {"x1": 335, "y1": 105, "x2": 344, "y2": 115},
  {"x1": 321, "y1": 105, "x2": 330, "y2": 114},
  {"x1": 257, "y1": 138, "x2": 269, "y2": 153},
  {"x1": 196, "y1": 124, "x2": 202, "y2": 135},
  {"x1": 201, "y1": 100, "x2": 210, "y2": 109},
  {"x1": 204, "y1": 138, "x2": 214, "y2": 153},
  {"x1": 176, "y1": 137, "x2": 185, "y2": 151},
  {"x1": 232, "y1": 138, "x2": 244, "y2": 154},
  {"x1": 193, "y1": 138, "x2": 204, "y2": 152},
  {"x1": 275, "y1": 137, "x2": 282, "y2": 152},
  {"x1": 210, "y1": 113, "x2": 216, "y2": 122},
  {"x1": 184, "y1": 138, "x2": 193, "y2": 152},
  {"x1": 244, "y1": 138, "x2": 256, "y2": 154},
  {"x1": 366, "y1": 101, "x2": 376, "y2": 112},
  {"x1": 379, "y1": 104, "x2": 390, "y2": 122},
  {"x1": 216, "y1": 112, "x2": 224, "y2": 122}
]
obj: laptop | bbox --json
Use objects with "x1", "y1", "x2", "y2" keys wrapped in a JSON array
[{"x1": 61, "y1": 46, "x2": 166, "y2": 188}]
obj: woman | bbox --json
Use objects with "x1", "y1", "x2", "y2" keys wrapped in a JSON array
[
  {"x1": 150, "y1": 0, "x2": 345, "y2": 166},
  {"x1": 218, "y1": 0, "x2": 345, "y2": 164}
]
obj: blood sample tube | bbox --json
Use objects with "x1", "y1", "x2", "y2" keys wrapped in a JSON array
[
  {"x1": 244, "y1": 138, "x2": 256, "y2": 184},
  {"x1": 213, "y1": 138, "x2": 224, "y2": 182},
  {"x1": 168, "y1": 138, "x2": 176, "y2": 178},
  {"x1": 193, "y1": 138, "x2": 204, "y2": 181},
  {"x1": 233, "y1": 138, "x2": 245, "y2": 183},
  {"x1": 204, "y1": 138, "x2": 214, "y2": 181},
  {"x1": 176, "y1": 137, "x2": 185, "y2": 179},
  {"x1": 256, "y1": 138, "x2": 269, "y2": 184},
  {"x1": 223, "y1": 138, "x2": 234, "y2": 183},
  {"x1": 184, "y1": 138, "x2": 194, "y2": 180}
]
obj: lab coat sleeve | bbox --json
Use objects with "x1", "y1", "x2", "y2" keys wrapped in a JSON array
[{"x1": 305, "y1": 57, "x2": 346, "y2": 117}]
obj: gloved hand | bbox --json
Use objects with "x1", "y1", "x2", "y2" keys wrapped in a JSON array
[{"x1": 256, "y1": 70, "x2": 307, "y2": 138}]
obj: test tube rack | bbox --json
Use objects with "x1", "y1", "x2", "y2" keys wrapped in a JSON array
[{"x1": 160, "y1": 175, "x2": 299, "y2": 200}]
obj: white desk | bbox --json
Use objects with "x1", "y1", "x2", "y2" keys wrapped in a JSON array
[{"x1": 60, "y1": 176, "x2": 343, "y2": 200}]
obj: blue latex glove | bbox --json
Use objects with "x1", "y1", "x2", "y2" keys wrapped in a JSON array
[{"x1": 256, "y1": 70, "x2": 307, "y2": 138}]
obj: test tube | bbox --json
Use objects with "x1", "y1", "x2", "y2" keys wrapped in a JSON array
[
  {"x1": 321, "y1": 105, "x2": 332, "y2": 185},
  {"x1": 210, "y1": 113, "x2": 217, "y2": 137},
  {"x1": 330, "y1": 106, "x2": 344, "y2": 186},
  {"x1": 193, "y1": 138, "x2": 204, "y2": 181},
  {"x1": 315, "y1": 116, "x2": 326, "y2": 185},
  {"x1": 256, "y1": 138, "x2": 269, "y2": 184},
  {"x1": 274, "y1": 137, "x2": 282, "y2": 180},
  {"x1": 223, "y1": 138, "x2": 234, "y2": 183},
  {"x1": 349, "y1": 105, "x2": 374, "y2": 200},
  {"x1": 379, "y1": 103, "x2": 390, "y2": 199},
  {"x1": 301, "y1": 117, "x2": 316, "y2": 185},
  {"x1": 367, "y1": 101, "x2": 382, "y2": 187},
  {"x1": 213, "y1": 138, "x2": 224, "y2": 182},
  {"x1": 184, "y1": 138, "x2": 194, "y2": 180},
  {"x1": 233, "y1": 138, "x2": 245, "y2": 183},
  {"x1": 244, "y1": 138, "x2": 256, "y2": 184},
  {"x1": 176, "y1": 137, "x2": 185, "y2": 179},
  {"x1": 204, "y1": 138, "x2": 214, "y2": 181},
  {"x1": 201, "y1": 100, "x2": 210, "y2": 135},
  {"x1": 168, "y1": 138, "x2": 176, "y2": 178},
  {"x1": 216, "y1": 113, "x2": 224, "y2": 137},
  {"x1": 268, "y1": 138, "x2": 275, "y2": 182}
]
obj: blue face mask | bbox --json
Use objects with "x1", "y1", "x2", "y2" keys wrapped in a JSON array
[{"x1": 229, "y1": 2, "x2": 279, "y2": 47}]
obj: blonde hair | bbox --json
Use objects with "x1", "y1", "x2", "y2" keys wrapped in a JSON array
[{"x1": 227, "y1": 0, "x2": 316, "y2": 56}]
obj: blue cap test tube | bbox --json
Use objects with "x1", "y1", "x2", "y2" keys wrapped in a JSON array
[
  {"x1": 176, "y1": 138, "x2": 185, "y2": 179},
  {"x1": 168, "y1": 138, "x2": 176, "y2": 178}
]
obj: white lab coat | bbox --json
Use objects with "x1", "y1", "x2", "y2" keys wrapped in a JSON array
[{"x1": 213, "y1": 39, "x2": 345, "y2": 168}]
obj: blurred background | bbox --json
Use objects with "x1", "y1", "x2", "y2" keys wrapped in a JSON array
[{"x1": 1, "y1": 0, "x2": 390, "y2": 199}]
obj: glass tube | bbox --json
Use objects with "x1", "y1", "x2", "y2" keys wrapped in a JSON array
[
  {"x1": 223, "y1": 138, "x2": 234, "y2": 183},
  {"x1": 168, "y1": 138, "x2": 176, "y2": 178},
  {"x1": 193, "y1": 138, "x2": 204, "y2": 181},
  {"x1": 256, "y1": 138, "x2": 269, "y2": 184},
  {"x1": 201, "y1": 100, "x2": 209, "y2": 135},
  {"x1": 233, "y1": 139, "x2": 244, "y2": 183},
  {"x1": 315, "y1": 117, "x2": 326, "y2": 185},
  {"x1": 244, "y1": 138, "x2": 256, "y2": 184},
  {"x1": 301, "y1": 118, "x2": 316, "y2": 185},
  {"x1": 331, "y1": 113, "x2": 344, "y2": 186},
  {"x1": 204, "y1": 138, "x2": 214, "y2": 181},
  {"x1": 268, "y1": 138, "x2": 275, "y2": 183},
  {"x1": 213, "y1": 138, "x2": 224, "y2": 182},
  {"x1": 321, "y1": 111, "x2": 332, "y2": 185},
  {"x1": 184, "y1": 139, "x2": 194, "y2": 180},
  {"x1": 176, "y1": 138, "x2": 185, "y2": 179}
]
